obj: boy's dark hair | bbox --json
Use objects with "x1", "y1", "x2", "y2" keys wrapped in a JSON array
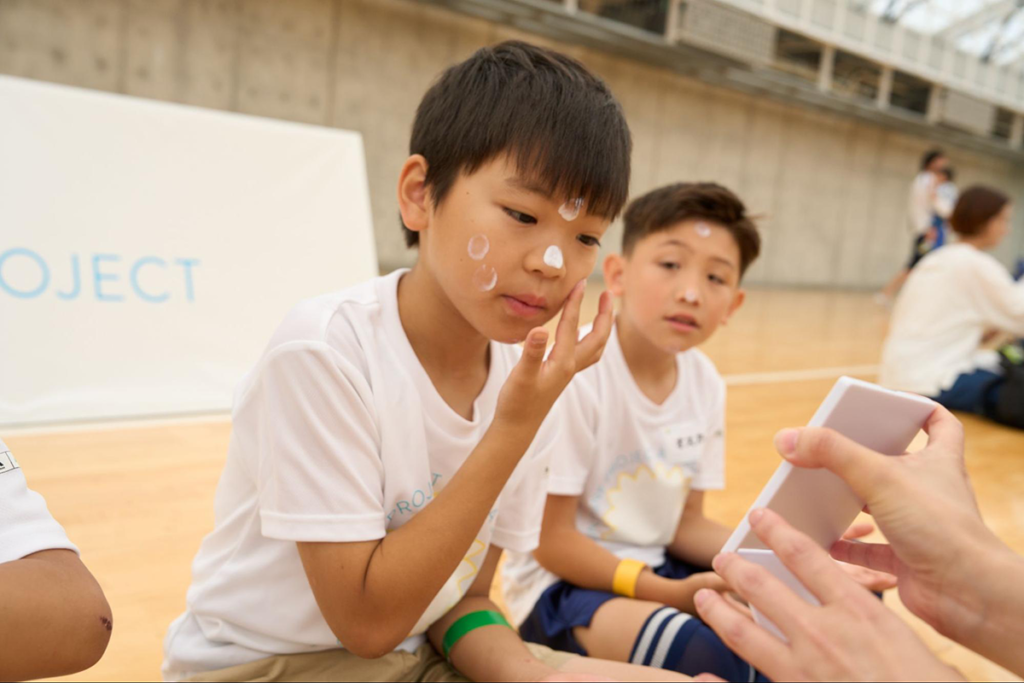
[
  {"x1": 951, "y1": 185, "x2": 1010, "y2": 237},
  {"x1": 403, "y1": 41, "x2": 632, "y2": 248},
  {"x1": 921, "y1": 149, "x2": 946, "y2": 171},
  {"x1": 940, "y1": 167, "x2": 955, "y2": 183},
  {"x1": 622, "y1": 183, "x2": 761, "y2": 277}
]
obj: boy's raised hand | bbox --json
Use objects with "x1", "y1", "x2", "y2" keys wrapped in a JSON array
[{"x1": 498, "y1": 280, "x2": 613, "y2": 427}]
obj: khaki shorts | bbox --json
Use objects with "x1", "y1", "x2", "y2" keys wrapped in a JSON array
[{"x1": 187, "y1": 642, "x2": 576, "y2": 682}]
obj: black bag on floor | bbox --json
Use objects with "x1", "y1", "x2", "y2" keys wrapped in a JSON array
[{"x1": 994, "y1": 357, "x2": 1024, "y2": 429}]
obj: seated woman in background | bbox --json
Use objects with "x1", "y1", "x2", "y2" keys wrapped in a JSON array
[{"x1": 881, "y1": 185, "x2": 1024, "y2": 429}]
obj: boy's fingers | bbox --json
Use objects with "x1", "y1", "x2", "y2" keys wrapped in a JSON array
[
  {"x1": 516, "y1": 329, "x2": 549, "y2": 375},
  {"x1": 693, "y1": 589, "x2": 790, "y2": 680},
  {"x1": 693, "y1": 675, "x2": 727, "y2": 682},
  {"x1": 549, "y1": 281, "x2": 586, "y2": 366},
  {"x1": 775, "y1": 427, "x2": 893, "y2": 507},
  {"x1": 575, "y1": 291, "x2": 613, "y2": 371},
  {"x1": 702, "y1": 574, "x2": 731, "y2": 593},
  {"x1": 749, "y1": 508, "x2": 862, "y2": 605},
  {"x1": 830, "y1": 540, "x2": 900, "y2": 576}
]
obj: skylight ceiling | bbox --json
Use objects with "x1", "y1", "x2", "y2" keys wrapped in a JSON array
[{"x1": 865, "y1": 0, "x2": 1024, "y2": 64}]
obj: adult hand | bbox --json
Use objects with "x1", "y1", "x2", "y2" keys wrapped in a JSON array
[
  {"x1": 772, "y1": 406, "x2": 1024, "y2": 676},
  {"x1": 694, "y1": 509, "x2": 963, "y2": 682},
  {"x1": 838, "y1": 523, "x2": 897, "y2": 593}
]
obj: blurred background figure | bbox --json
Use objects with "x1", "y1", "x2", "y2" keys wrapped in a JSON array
[
  {"x1": 881, "y1": 185, "x2": 1024, "y2": 429},
  {"x1": 879, "y1": 149, "x2": 951, "y2": 303}
]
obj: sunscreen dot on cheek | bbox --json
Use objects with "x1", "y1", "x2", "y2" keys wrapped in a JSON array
[
  {"x1": 558, "y1": 198, "x2": 584, "y2": 222},
  {"x1": 543, "y1": 245, "x2": 564, "y2": 269},
  {"x1": 695, "y1": 222, "x2": 712, "y2": 238},
  {"x1": 684, "y1": 289, "x2": 699, "y2": 303},
  {"x1": 468, "y1": 234, "x2": 489, "y2": 261},
  {"x1": 473, "y1": 264, "x2": 498, "y2": 292}
]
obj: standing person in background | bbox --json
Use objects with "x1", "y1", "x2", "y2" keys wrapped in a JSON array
[
  {"x1": 879, "y1": 149, "x2": 950, "y2": 303},
  {"x1": 880, "y1": 186, "x2": 1024, "y2": 429}
]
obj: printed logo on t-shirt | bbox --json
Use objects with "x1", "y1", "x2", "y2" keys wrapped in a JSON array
[
  {"x1": 600, "y1": 461, "x2": 689, "y2": 545},
  {"x1": 385, "y1": 472, "x2": 444, "y2": 524},
  {"x1": 0, "y1": 450, "x2": 21, "y2": 476},
  {"x1": 662, "y1": 423, "x2": 705, "y2": 476},
  {"x1": 582, "y1": 422, "x2": 708, "y2": 546}
]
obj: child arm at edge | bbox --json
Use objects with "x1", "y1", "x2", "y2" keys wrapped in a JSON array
[{"x1": 0, "y1": 549, "x2": 112, "y2": 681}]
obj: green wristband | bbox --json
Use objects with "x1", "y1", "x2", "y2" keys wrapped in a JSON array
[{"x1": 441, "y1": 610, "x2": 512, "y2": 661}]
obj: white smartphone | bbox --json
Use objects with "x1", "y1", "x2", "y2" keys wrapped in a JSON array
[{"x1": 722, "y1": 376, "x2": 936, "y2": 555}]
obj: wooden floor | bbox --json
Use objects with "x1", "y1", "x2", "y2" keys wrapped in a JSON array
[{"x1": 7, "y1": 288, "x2": 1024, "y2": 682}]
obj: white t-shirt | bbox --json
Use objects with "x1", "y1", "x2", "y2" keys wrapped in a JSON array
[
  {"x1": 162, "y1": 270, "x2": 554, "y2": 681},
  {"x1": 881, "y1": 244, "x2": 1024, "y2": 397},
  {"x1": 909, "y1": 171, "x2": 938, "y2": 235},
  {"x1": 501, "y1": 324, "x2": 726, "y2": 626},
  {"x1": 0, "y1": 437, "x2": 78, "y2": 563}
]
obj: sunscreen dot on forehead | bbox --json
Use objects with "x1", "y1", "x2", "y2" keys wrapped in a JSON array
[
  {"x1": 473, "y1": 264, "x2": 498, "y2": 292},
  {"x1": 684, "y1": 289, "x2": 699, "y2": 303},
  {"x1": 543, "y1": 245, "x2": 564, "y2": 270},
  {"x1": 468, "y1": 234, "x2": 489, "y2": 260},
  {"x1": 559, "y1": 198, "x2": 584, "y2": 222},
  {"x1": 695, "y1": 222, "x2": 712, "y2": 238}
]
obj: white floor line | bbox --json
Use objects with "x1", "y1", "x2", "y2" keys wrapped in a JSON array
[
  {"x1": 4, "y1": 365, "x2": 882, "y2": 435},
  {"x1": 1, "y1": 411, "x2": 232, "y2": 437},
  {"x1": 724, "y1": 365, "x2": 880, "y2": 386}
]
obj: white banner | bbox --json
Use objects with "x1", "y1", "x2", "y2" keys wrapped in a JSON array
[{"x1": 0, "y1": 76, "x2": 378, "y2": 427}]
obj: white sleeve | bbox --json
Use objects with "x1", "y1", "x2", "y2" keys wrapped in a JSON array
[
  {"x1": 692, "y1": 379, "x2": 726, "y2": 491},
  {"x1": 252, "y1": 342, "x2": 387, "y2": 543},
  {"x1": 0, "y1": 440, "x2": 78, "y2": 563},
  {"x1": 546, "y1": 379, "x2": 598, "y2": 497},
  {"x1": 970, "y1": 258, "x2": 1024, "y2": 337}
]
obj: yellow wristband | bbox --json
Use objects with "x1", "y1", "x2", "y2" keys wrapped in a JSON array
[{"x1": 612, "y1": 559, "x2": 647, "y2": 598}]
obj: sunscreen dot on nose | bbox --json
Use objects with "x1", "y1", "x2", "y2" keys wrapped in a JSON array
[
  {"x1": 695, "y1": 222, "x2": 712, "y2": 238},
  {"x1": 559, "y1": 198, "x2": 584, "y2": 222},
  {"x1": 543, "y1": 245, "x2": 564, "y2": 270},
  {"x1": 468, "y1": 234, "x2": 489, "y2": 260},
  {"x1": 684, "y1": 289, "x2": 699, "y2": 303},
  {"x1": 473, "y1": 264, "x2": 498, "y2": 292}
]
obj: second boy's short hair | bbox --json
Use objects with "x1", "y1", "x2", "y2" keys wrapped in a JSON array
[
  {"x1": 622, "y1": 183, "x2": 761, "y2": 276},
  {"x1": 404, "y1": 41, "x2": 632, "y2": 247}
]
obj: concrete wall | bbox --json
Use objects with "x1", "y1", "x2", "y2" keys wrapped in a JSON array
[{"x1": 2, "y1": 0, "x2": 1022, "y2": 287}]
